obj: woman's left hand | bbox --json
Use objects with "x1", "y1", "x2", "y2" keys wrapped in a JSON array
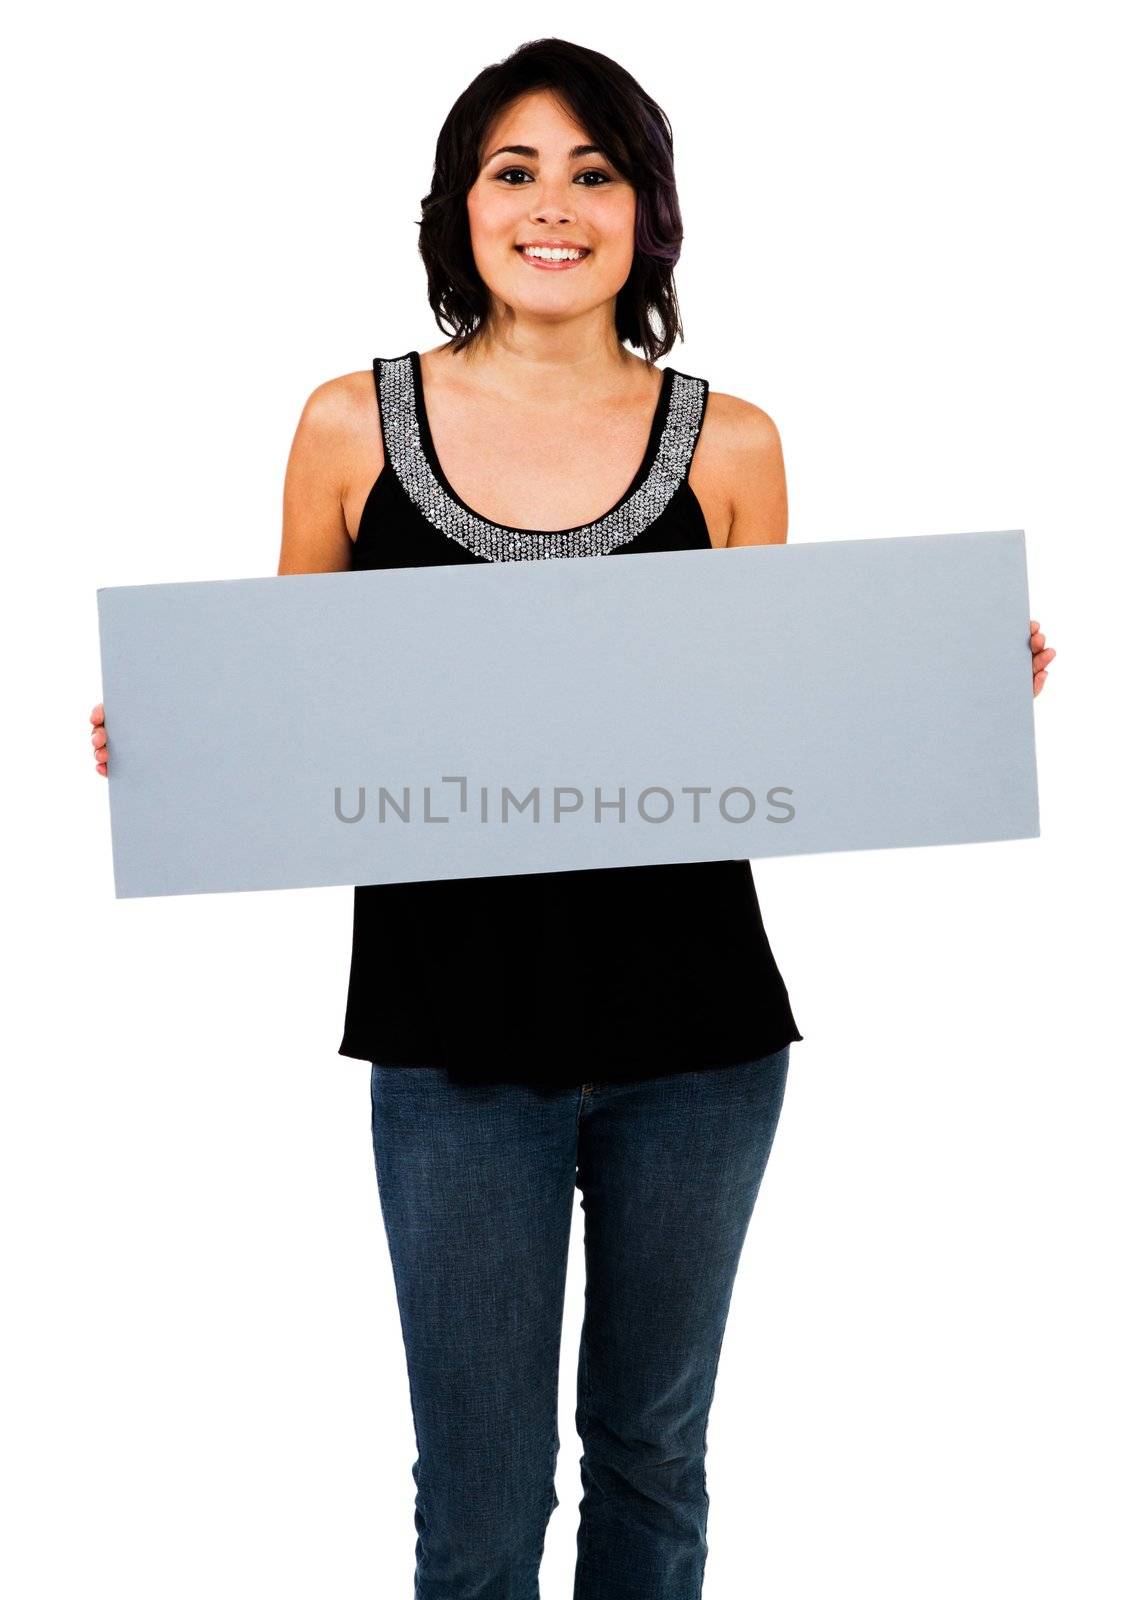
[{"x1": 1030, "y1": 619, "x2": 1056, "y2": 697}]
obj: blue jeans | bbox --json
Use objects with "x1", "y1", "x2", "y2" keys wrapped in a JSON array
[{"x1": 369, "y1": 1048, "x2": 791, "y2": 1599}]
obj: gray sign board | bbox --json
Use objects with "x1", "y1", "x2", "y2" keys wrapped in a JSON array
[{"x1": 96, "y1": 529, "x2": 1039, "y2": 898}]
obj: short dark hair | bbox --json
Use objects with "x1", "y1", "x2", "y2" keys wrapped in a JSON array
[{"x1": 416, "y1": 38, "x2": 685, "y2": 364}]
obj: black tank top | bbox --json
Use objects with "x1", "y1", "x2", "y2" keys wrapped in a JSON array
[{"x1": 337, "y1": 350, "x2": 803, "y2": 1087}]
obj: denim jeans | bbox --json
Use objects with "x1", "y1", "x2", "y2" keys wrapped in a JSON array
[{"x1": 369, "y1": 1047, "x2": 791, "y2": 1599}]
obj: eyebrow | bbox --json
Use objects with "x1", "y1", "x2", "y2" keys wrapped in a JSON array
[{"x1": 482, "y1": 143, "x2": 607, "y2": 165}]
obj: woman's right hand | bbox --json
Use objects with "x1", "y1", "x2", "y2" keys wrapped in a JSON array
[{"x1": 90, "y1": 702, "x2": 108, "y2": 776}]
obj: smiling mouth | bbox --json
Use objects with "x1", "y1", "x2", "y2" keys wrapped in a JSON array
[{"x1": 515, "y1": 245, "x2": 592, "y2": 269}]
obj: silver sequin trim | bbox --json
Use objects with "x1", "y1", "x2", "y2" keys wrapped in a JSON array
[{"x1": 376, "y1": 354, "x2": 706, "y2": 561}]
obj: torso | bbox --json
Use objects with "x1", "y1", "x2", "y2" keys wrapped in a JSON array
[
  {"x1": 334, "y1": 344, "x2": 804, "y2": 1082},
  {"x1": 338, "y1": 343, "x2": 736, "y2": 550}
]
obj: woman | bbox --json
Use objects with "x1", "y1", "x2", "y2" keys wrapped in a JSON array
[{"x1": 89, "y1": 37, "x2": 1056, "y2": 1598}]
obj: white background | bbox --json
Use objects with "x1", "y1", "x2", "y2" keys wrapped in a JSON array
[{"x1": 3, "y1": 1, "x2": 1118, "y2": 1595}]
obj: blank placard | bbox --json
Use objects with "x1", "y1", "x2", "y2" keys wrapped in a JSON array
[{"x1": 96, "y1": 529, "x2": 1039, "y2": 898}]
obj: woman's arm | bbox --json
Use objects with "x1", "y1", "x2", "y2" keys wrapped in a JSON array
[
  {"x1": 719, "y1": 398, "x2": 789, "y2": 549},
  {"x1": 92, "y1": 374, "x2": 373, "y2": 776},
  {"x1": 716, "y1": 397, "x2": 1056, "y2": 697},
  {"x1": 277, "y1": 379, "x2": 360, "y2": 576}
]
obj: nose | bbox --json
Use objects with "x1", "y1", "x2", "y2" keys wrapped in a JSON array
[{"x1": 530, "y1": 181, "x2": 576, "y2": 225}]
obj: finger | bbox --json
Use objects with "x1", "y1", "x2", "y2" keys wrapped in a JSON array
[
  {"x1": 1029, "y1": 620, "x2": 1039, "y2": 632},
  {"x1": 1030, "y1": 631, "x2": 1047, "y2": 651},
  {"x1": 97, "y1": 762, "x2": 107, "y2": 776},
  {"x1": 90, "y1": 703, "x2": 104, "y2": 725},
  {"x1": 1033, "y1": 669, "x2": 1048, "y2": 695},
  {"x1": 92, "y1": 728, "x2": 107, "y2": 749}
]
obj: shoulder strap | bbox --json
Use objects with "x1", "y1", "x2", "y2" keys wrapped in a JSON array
[
  {"x1": 372, "y1": 351, "x2": 427, "y2": 489},
  {"x1": 371, "y1": 355, "x2": 393, "y2": 458},
  {"x1": 667, "y1": 368, "x2": 710, "y2": 480}
]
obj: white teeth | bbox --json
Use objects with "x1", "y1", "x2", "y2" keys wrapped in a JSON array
[{"x1": 522, "y1": 246, "x2": 587, "y2": 261}]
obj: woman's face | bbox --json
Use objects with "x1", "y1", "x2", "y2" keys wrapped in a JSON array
[{"x1": 466, "y1": 89, "x2": 636, "y2": 335}]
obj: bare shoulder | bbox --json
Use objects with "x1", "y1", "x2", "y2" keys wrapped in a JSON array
[
  {"x1": 287, "y1": 367, "x2": 384, "y2": 530},
  {"x1": 294, "y1": 368, "x2": 382, "y2": 458},
  {"x1": 703, "y1": 388, "x2": 782, "y2": 450},
  {"x1": 279, "y1": 368, "x2": 383, "y2": 573},
  {"x1": 696, "y1": 387, "x2": 788, "y2": 548}
]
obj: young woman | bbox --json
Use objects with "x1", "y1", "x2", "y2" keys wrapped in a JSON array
[{"x1": 89, "y1": 36, "x2": 1056, "y2": 1598}]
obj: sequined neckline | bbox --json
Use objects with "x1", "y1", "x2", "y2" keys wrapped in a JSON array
[
  {"x1": 410, "y1": 349, "x2": 670, "y2": 540},
  {"x1": 373, "y1": 351, "x2": 709, "y2": 563}
]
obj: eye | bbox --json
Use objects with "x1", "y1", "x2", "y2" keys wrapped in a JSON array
[{"x1": 493, "y1": 167, "x2": 614, "y2": 186}]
